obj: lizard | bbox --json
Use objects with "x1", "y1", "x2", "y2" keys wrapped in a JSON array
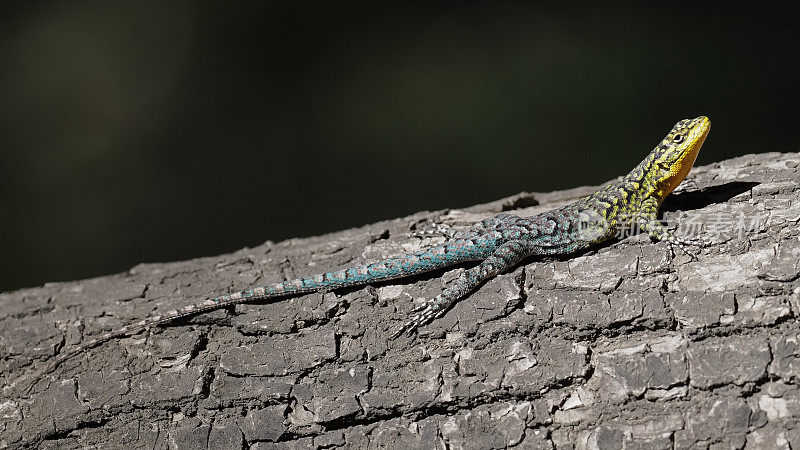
[{"x1": 21, "y1": 116, "x2": 710, "y2": 393}]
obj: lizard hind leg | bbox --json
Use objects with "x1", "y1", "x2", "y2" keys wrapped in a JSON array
[{"x1": 390, "y1": 239, "x2": 529, "y2": 339}]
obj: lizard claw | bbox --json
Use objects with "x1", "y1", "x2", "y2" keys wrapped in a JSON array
[
  {"x1": 389, "y1": 324, "x2": 411, "y2": 340},
  {"x1": 668, "y1": 235, "x2": 703, "y2": 261},
  {"x1": 390, "y1": 311, "x2": 427, "y2": 339},
  {"x1": 410, "y1": 301, "x2": 428, "y2": 313},
  {"x1": 390, "y1": 299, "x2": 443, "y2": 339}
]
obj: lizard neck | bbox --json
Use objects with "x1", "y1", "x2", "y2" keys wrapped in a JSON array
[{"x1": 628, "y1": 116, "x2": 710, "y2": 204}]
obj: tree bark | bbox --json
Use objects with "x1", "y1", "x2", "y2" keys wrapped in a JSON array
[{"x1": 2, "y1": 152, "x2": 799, "y2": 449}]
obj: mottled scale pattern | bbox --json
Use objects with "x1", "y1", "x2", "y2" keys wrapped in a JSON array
[{"x1": 23, "y1": 116, "x2": 710, "y2": 392}]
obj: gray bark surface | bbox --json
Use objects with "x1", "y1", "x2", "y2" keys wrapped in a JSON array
[{"x1": 2, "y1": 152, "x2": 799, "y2": 449}]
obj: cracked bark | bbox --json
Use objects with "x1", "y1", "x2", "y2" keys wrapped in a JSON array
[{"x1": 2, "y1": 152, "x2": 800, "y2": 449}]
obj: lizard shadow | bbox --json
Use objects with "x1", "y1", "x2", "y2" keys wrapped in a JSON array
[{"x1": 661, "y1": 181, "x2": 759, "y2": 213}]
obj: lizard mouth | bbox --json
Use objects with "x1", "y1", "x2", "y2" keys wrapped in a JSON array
[{"x1": 688, "y1": 116, "x2": 711, "y2": 152}]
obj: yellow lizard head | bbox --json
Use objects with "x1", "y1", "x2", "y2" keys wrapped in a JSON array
[{"x1": 646, "y1": 116, "x2": 710, "y2": 202}]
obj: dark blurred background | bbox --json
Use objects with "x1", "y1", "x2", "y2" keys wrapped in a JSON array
[{"x1": 1, "y1": 2, "x2": 798, "y2": 292}]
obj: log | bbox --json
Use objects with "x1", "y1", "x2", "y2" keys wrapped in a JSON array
[{"x1": 2, "y1": 152, "x2": 799, "y2": 449}]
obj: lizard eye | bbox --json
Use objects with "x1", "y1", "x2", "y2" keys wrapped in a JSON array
[{"x1": 672, "y1": 134, "x2": 685, "y2": 144}]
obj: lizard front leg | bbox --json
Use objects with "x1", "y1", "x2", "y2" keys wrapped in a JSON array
[
  {"x1": 636, "y1": 196, "x2": 700, "y2": 256},
  {"x1": 390, "y1": 239, "x2": 529, "y2": 338}
]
